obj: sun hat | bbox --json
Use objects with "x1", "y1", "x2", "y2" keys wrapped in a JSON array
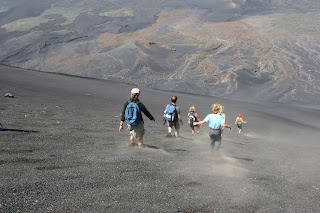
[{"x1": 131, "y1": 88, "x2": 140, "y2": 94}]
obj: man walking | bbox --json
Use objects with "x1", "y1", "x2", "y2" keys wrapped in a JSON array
[{"x1": 164, "y1": 96, "x2": 183, "y2": 138}]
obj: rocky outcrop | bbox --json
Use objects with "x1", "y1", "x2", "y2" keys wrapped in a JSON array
[{"x1": 1, "y1": 0, "x2": 320, "y2": 104}]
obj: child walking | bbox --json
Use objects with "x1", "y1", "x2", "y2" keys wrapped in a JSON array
[
  {"x1": 194, "y1": 104, "x2": 231, "y2": 153},
  {"x1": 188, "y1": 106, "x2": 200, "y2": 135},
  {"x1": 235, "y1": 114, "x2": 247, "y2": 134}
]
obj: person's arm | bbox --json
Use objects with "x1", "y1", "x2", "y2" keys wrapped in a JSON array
[
  {"x1": 140, "y1": 103, "x2": 155, "y2": 121},
  {"x1": 241, "y1": 118, "x2": 247, "y2": 123},
  {"x1": 223, "y1": 123, "x2": 231, "y2": 129},
  {"x1": 119, "y1": 102, "x2": 128, "y2": 132},
  {"x1": 178, "y1": 113, "x2": 183, "y2": 125},
  {"x1": 187, "y1": 112, "x2": 190, "y2": 120},
  {"x1": 195, "y1": 113, "x2": 200, "y2": 121},
  {"x1": 175, "y1": 106, "x2": 183, "y2": 125},
  {"x1": 223, "y1": 114, "x2": 226, "y2": 124},
  {"x1": 194, "y1": 120, "x2": 206, "y2": 126},
  {"x1": 194, "y1": 114, "x2": 210, "y2": 126},
  {"x1": 195, "y1": 113, "x2": 203, "y2": 126}
]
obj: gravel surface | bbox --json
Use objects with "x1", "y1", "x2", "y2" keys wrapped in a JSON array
[{"x1": 1, "y1": 65, "x2": 320, "y2": 212}]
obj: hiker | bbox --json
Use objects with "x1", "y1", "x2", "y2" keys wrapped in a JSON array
[
  {"x1": 218, "y1": 105, "x2": 226, "y2": 136},
  {"x1": 164, "y1": 96, "x2": 183, "y2": 137},
  {"x1": 235, "y1": 114, "x2": 247, "y2": 134},
  {"x1": 119, "y1": 88, "x2": 155, "y2": 148},
  {"x1": 187, "y1": 106, "x2": 200, "y2": 135},
  {"x1": 193, "y1": 104, "x2": 231, "y2": 153}
]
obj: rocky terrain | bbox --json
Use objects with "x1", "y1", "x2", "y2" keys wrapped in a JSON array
[
  {"x1": 1, "y1": 65, "x2": 320, "y2": 212},
  {"x1": 1, "y1": 0, "x2": 320, "y2": 104}
]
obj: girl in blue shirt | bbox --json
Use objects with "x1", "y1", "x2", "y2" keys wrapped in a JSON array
[{"x1": 194, "y1": 104, "x2": 231, "y2": 152}]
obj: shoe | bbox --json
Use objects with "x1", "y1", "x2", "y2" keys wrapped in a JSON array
[
  {"x1": 128, "y1": 142, "x2": 136, "y2": 147},
  {"x1": 166, "y1": 134, "x2": 172, "y2": 138}
]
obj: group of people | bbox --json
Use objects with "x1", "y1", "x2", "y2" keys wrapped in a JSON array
[{"x1": 119, "y1": 88, "x2": 247, "y2": 152}]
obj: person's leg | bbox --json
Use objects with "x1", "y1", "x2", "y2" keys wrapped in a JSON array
[
  {"x1": 214, "y1": 135, "x2": 222, "y2": 151},
  {"x1": 197, "y1": 125, "x2": 200, "y2": 134},
  {"x1": 210, "y1": 137, "x2": 220, "y2": 154},
  {"x1": 132, "y1": 123, "x2": 144, "y2": 148},
  {"x1": 209, "y1": 129, "x2": 216, "y2": 150},
  {"x1": 191, "y1": 126, "x2": 195, "y2": 135},
  {"x1": 175, "y1": 129, "x2": 179, "y2": 137},
  {"x1": 174, "y1": 121, "x2": 180, "y2": 137},
  {"x1": 129, "y1": 127, "x2": 135, "y2": 145},
  {"x1": 209, "y1": 130, "x2": 222, "y2": 154},
  {"x1": 168, "y1": 121, "x2": 174, "y2": 135},
  {"x1": 167, "y1": 124, "x2": 173, "y2": 137},
  {"x1": 138, "y1": 136, "x2": 143, "y2": 148}
]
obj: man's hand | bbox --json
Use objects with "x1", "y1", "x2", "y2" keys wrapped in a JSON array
[{"x1": 119, "y1": 125, "x2": 123, "y2": 132}]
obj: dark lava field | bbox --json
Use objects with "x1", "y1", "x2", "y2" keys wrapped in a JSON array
[{"x1": 1, "y1": 0, "x2": 320, "y2": 104}]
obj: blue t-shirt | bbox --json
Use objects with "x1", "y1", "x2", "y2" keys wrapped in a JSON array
[{"x1": 204, "y1": 114, "x2": 225, "y2": 129}]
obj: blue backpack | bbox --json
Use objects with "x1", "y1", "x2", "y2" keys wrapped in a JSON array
[
  {"x1": 164, "y1": 104, "x2": 177, "y2": 121},
  {"x1": 125, "y1": 102, "x2": 141, "y2": 125}
]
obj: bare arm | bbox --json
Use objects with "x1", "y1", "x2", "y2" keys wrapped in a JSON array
[
  {"x1": 193, "y1": 120, "x2": 206, "y2": 126},
  {"x1": 195, "y1": 113, "x2": 200, "y2": 121},
  {"x1": 178, "y1": 113, "x2": 183, "y2": 125},
  {"x1": 241, "y1": 118, "x2": 247, "y2": 123},
  {"x1": 119, "y1": 102, "x2": 128, "y2": 132},
  {"x1": 119, "y1": 120, "x2": 124, "y2": 132},
  {"x1": 223, "y1": 123, "x2": 231, "y2": 129}
]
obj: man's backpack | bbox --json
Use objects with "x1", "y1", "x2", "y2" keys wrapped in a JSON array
[
  {"x1": 164, "y1": 104, "x2": 177, "y2": 122},
  {"x1": 188, "y1": 112, "x2": 196, "y2": 127},
  {"x1": 125, "y1": 102, "x2": 141, "y2": 125}
]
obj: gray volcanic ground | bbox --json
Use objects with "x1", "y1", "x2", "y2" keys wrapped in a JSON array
[
  {"x1": 1, "y1": 0, "x2": 320, "y2": 104},
  {"x1": 1, "y1": 65, "x2": 320, "y2": 212}
]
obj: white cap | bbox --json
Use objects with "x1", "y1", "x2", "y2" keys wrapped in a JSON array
[{"x1": 131, "y1": 88, "x2": 140, "y2": 94}]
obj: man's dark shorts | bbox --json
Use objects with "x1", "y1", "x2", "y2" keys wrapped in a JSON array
[{"x1": 168, "y1": 120, "x2": 180, "y2": 130}]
